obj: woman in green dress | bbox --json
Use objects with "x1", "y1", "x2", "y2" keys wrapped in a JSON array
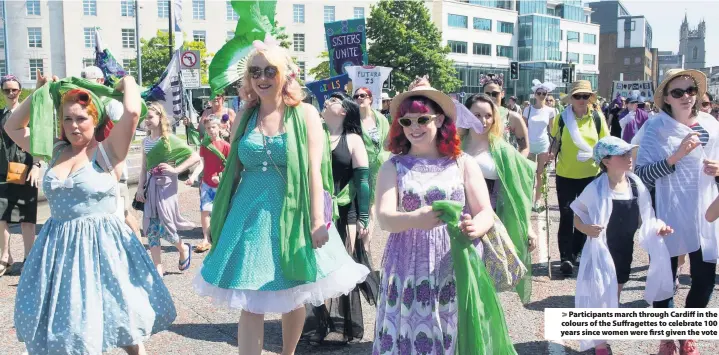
[{"x1": 193, "y1": 41, "x2": 369, "y2": 355}]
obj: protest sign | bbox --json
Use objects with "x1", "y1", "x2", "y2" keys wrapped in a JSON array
[
  {"x1": 345, "y1": 66, "x2": 392, "y2": 110},
  {"x1": 612, "y1": 80, "x2": 655, "y2": 101},
  {"x1": 325, "y1": 19, "x2": 368, "y2": 77},
  {"x1": 305, "y1": 73, "x2": 350, "y2": 108}
]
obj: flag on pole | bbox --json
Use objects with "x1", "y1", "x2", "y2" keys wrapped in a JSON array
[
  {"x1": 94, "y1": 28, "x2": 128, "y2": 87},
  {"x1": 141, "y1": 51, "x2": 183, "y2": 125},
  {"x1": 173, "y1": 0, "x2": 184, "y2": 49}
]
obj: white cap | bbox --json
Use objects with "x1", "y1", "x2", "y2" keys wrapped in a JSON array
[
  {"x1": 381, "y1": 92, "x2": 390, "y2": 101},
  {"x1": 81, "y1": 66, "x2": 104, "y2": 80}
]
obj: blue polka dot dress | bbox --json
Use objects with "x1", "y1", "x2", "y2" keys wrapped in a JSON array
[{"x1": 14, "y1": 143, "x2": 176, "y2": 355}]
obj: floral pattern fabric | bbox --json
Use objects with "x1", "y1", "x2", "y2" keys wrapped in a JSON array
[{"x1": 373, "y1": 155, "x2": 467, "y2": 355}]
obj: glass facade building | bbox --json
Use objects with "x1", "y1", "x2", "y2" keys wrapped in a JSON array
[
  {"x1": 556, "y1": 4, "x2": 584, "y2": 22},
  {"x1": 518, "y1": 15, "x2": 561, "y2": 62},
  {"x1": 518, "y1": 0, "x2": 547, "y2": 15}
]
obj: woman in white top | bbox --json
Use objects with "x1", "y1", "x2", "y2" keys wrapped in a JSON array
[{"x1": 523, "y1": 79, "x2": 557, "y2": 208}]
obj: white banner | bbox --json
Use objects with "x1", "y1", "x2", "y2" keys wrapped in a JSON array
[
  {"x1": 545, "y1": 308, "x2": 719, "y2": 340},
  {"x1": 612, "y1": 80, "x2": 654, "y2": 101}
]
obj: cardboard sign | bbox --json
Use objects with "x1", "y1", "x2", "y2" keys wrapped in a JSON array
[
  {"x1": 305, "y1": 73, "x2": 350, "y2": 108},
  {"x1": 612, "y1": 80, "x2": 654, "y2": 101},
  {"x1": 325, "y1": 19, "x2": 368, "y2": 77}
]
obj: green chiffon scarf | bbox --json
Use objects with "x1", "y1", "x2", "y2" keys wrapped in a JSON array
[
  {"x1": 29, "y1": 77, "x2": 148, "y2": 161},
  {"x1": 362, "y1": 109, "x2": 390, "y2": 205},
  {"x1": 489, "y1": 138, "x2": 536, "y2": 304},
  {"x1": 201, "y1": 136, "x2": 227, "y2": 165},
  {"x1": 145, "y1": 134, "x2": 194, "y2": 169},
  {"x1": 432, "y1": 200, "x2": 517, "y2": 355},
  {"x1": 210, "y1": 105, "x2": 328, "y2": 282}
]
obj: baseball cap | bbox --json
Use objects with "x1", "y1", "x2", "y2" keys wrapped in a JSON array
[
  {"x1": 381, "y1": 92, "x2": 390, "y2": 101},
  {"x1": 509, "y1": 96, "x2": 518, "y2": 101},
  {"x1": 81, "y1": 66, "x2": 104, "y2": 80},
  {"x1": 593, "y1": 136, "x2": 637, "y2": 164}
]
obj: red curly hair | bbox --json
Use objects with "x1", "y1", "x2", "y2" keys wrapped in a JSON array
[
  {"x1": 58, "y1": 89, "x2": 100, "y2": 140},
  {"x1": 388, "y1": 97, "x2": 461, "y2": 158}
]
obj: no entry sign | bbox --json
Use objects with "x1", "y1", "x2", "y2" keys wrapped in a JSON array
[{"x1": 181, "y1": 50, "x2": 200, "y2": 70}]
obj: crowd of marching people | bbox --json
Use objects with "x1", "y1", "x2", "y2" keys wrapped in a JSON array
[{"x1": 1, "y1": 23, "x2": 719, "y2": 355}]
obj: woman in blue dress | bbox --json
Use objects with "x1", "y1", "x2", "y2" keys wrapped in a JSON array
[
  {"x1": 6, "y1": 75, "x2": 176, "y2": 355},
  {"x1": 193, "y1": 41, "x2": 369, "y2": 354}
]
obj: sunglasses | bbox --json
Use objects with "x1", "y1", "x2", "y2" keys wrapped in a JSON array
[
  {"x1": 535, "y1": 92, "x2": 547, "y2": 97},
  {"x1": 248, "y1": 66, "x2": 278, "y2": 80},
  {"x1": 484, "y1": 91, "x2": 501, "y2": 98},
  {"x1": 398, "y1": 114, "x2": 438, "y2": 127},
  {"x1": 701, "y1": 101, "x2": 712, "y2": 107},
  {"x1": 353, "y1": 93, "x2": 370, "y2": 100},
  {"x1": 668, "y1": 86, "x2": 698, "y2": 99},
  {"x1": 2, "y1": 88, "x2": 18, "y2": 95},
  {"x1": 572, "y1": 94, "x2": 592, "y2": 101}
]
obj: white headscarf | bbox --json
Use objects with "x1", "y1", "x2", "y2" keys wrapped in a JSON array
[{"x1": 531, "y1": 79, "x2": 557, "y2": 94}]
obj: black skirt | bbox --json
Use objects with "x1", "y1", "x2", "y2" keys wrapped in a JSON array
[{"x1": 0, "y1": 177, "x2": 38, "y2": 224}]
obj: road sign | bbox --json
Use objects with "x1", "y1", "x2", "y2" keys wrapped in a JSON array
[
  {"x1": 180, "y1": 50, "x2": 200, "y2": 70},
  {"x1": 181, "y1": 69, "x2": 200, "y2": 89},
  {"x1": 460, "y1": 92, "x2": 466, "y2": 98}
]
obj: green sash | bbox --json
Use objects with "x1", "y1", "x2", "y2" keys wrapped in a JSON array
[
  {"x1": 210, "y1": 105, "x2": 322, "y2": 282},
  {"x1": 29, "y1": 77, "x2": 148, "y2": 161},
  {"x1": 186, "y1": 124, "x2": 201, "y2": 146},
  {"x1": 362, "y1": 109, "x2": 390, "y2": 205},
  {"x1": 490, "y1": 138, "x2": 536, "y2": 304},
  {"x1": 432, "y1": 200, "x2": 517, "y2": 355},
  {"x1": 146, "y1": 134, "x2": 194, "y2": 169},
  {"x1": 201, "y1": 136, "x2": 227, "y2": 165}
]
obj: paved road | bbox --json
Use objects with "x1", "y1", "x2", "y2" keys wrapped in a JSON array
[{"x1": 1, "y1": 171, "x2": 718, "y2": 354}]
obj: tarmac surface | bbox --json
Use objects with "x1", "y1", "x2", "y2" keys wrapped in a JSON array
[{"x1": 1, "y1": 169, "x2": 718, "y2": 355}]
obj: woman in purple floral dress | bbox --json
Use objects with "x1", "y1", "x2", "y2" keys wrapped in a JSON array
[{"x1": 373, "y1": 78, "x2": 495, "y2": 354}]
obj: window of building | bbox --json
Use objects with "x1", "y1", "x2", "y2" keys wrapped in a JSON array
[
  {"x1": 583, "y1": 33, "x2": 596, "y2": 45},
  {"x1": 547, "y1": 8, "x2": 555, "y2": 16},
  {"x1": 193, "y1": 30, "x2": 206, "y2": 44},
  {"x1": 473, "y1": 17, "x2": 492, "y2": 31},
  {"x1": 634, "y1": 56, "x2": 641, "y2": 64},
  {"x1": 560, "y1": 30, "x2": 563, "y2": 40},
  {"x1": 473, "y1": 43, "x2": 491, "y2": 56},
  {"x1": 0, "y1": 29, "x2": 4, "y2": 49},
  {"x1": 226, "y1": 31, "x2": 234, "y2": 42},
  {"x1": 498, "y1": 21, "x2": 514, "y2": 34},
  {"x1": 123, "y1": 59, "x2": 136, "y2": 77},
  {"x1": 354, "y1": 7, "x2": 365, "y2": 19},
  {"x1": 293, "y1": 34, "x2": 305, "y2": 52},
  {"x1": 0, "y1": 60, "x2": 6, "y2": 77},
  {"x1": 82, "y1": 58, "x2": 94, "y2": 68},
  {"x1": 121, "y1": 0, "x2": 134, "y2": 17},
  {"x1": 26, "y1": 0, "x2": 40, "y2": 16},
  {"x1": 497, "y1": 45, "x2": 513, "y2": 59},
  {"x1": 226, "y1": 1, "x2": 238, "y2": 20},
  {"x1": 583, "y1": 54, "x2": 596, "y2": 65},
  {"x1": 297, "y1": 61, "x2": 306, "y2": 81},
  {"x1": 448, "y1": 14, "x2": 468, "y2": 28},
  {"x1": 84, "y1": 28, "x2": 96, "y2": 48},
  {"x1": 28, "y1": 28, "x2": 42, "y2": 48},
  {"x1": 193, "y1": 0, "x2": 205, "y2": 20},
  {"x1": 567, "y1": 52, "x2": 579, "y2": 63},
  {"x1": 693, "y1": 47, "x2": 698, "y2": 60},
  {"x1": 122, "y1": 29, "x2": 136, "y2": 48},
  {"x1": 158, "y1": 0, "x2": 169, "y2": 18},
  {"x1": 624, "y1": 20, "x2": 635, "y2": 31},
  {"x1": 324, "y1": 6, "x2": 335, "y2": 23},
  {"x1": 83, "y1": 0, "x2": 97, "y2": 16},
  {"x1": 448, "y1": 40, "x2": 467, "y2": 54},
  {"x1": 293, "y1": 4, "x2": 305, "y2": 23},
  {"x1": 567, "y1": 31, "x2": 580, "y2": 42},
  {"x1": 624, "y1": 57, "x2": 630, "y2": 65},
  {"x1": 29, "y1": 59, "x2": 43, "y2": 80}
]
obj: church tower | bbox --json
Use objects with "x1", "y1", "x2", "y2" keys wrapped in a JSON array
[{"x1": 678, "y1": 14, "x2": 706, "y2": 70}]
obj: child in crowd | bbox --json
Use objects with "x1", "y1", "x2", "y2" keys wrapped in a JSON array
[
  {"x1": 570, "y1": 136, "x2": 674, "y2": 355},
  {"x1": 136, "y1": 102, "x2": 200, "y2": 276},
  {"x1": 186, "y1": 115, "x2": 230, "y2": 253}
]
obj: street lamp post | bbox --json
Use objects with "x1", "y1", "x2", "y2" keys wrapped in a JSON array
[
  {"x1": 134, "y1": 0, "x2": 142, "y2": 86},
  {"x1": 168, "y1": 0, "x2": 173, "y2": 62}
]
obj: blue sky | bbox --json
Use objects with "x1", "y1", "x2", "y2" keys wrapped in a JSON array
[{"x1": 618, "y1": 1, "x2": 717, "y2": 67}]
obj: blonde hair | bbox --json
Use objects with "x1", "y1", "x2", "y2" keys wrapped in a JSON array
[
  {"x1": 465, "y1": 93, "x2": 503, "y2": 140},
  {"x1": 147, "y1": 102, "x2": 171, "y2": 138},
  {"x1": 239, "y1": 46, "x2": 305, "y2": 108}
]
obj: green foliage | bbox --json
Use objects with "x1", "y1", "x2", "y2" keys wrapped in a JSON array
[
  {"x1": 366, "y1": 0, "x2": 461, "y2": 92},
  {"x1": 136, "y1": 31, "x2": 214, "y2": 86},
  {"x1": 308, "y1": 51, "x2": 330, "y2": 81},
  {"x1": 272, "y1": 21, "x2": 292, "y2": 49},
  {"x1": 0, "y1": 89, "x2": 33, "y2": 110}
]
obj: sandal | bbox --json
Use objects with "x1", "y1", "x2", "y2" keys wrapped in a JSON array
[
  {"x1": 178, "y1": 243, "x2": 193, "y2": 271},
  {"x1": 194, "y1": 241, "x2": 211, "y2": 253},
  {"x1": 0, "y1": 256, "x2": 13, "y2": 277}
]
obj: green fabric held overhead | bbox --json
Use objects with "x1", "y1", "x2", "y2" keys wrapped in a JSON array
[
  {"x1": 489, "y1": 138, "x2": 536, "y2": 304},
  {"x1": 186, "y1": 124, "x2": 201, "y2": 146},
  {"x1": 201, "y1": 136, "x2": 227, "y2": 165},
  {"x1": 29, "y1": 77, "x2": 148, "y2": 162},
  {"x1": 209, "y1": 0, "x2": 277, "y2": 98},
  {"x1": 209, "y1": 105, "x2": 318, "y2": 282},
  {"x1": 145, "y1": 134, "x2": 194, "y2": 170},
  {"x1": 362, "y1": 109, "x2": 390, "y2": 205},
  {"x1": 431, "y1": 200, "x2": 517, "y2": 355}
]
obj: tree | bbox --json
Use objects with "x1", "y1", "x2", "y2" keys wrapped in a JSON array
[
  {"x1": 366, "y1": 0, "x2": 461, "y2": 93},
  {"x1": 308, "y1": 51, "x2": 330, "y2": 81},
  {"x1": 272, "y1": 21, "x2": 292, "y2": 49},
  {"x1": 136, "y1": 31, "x2": 214, "y2": 86}
]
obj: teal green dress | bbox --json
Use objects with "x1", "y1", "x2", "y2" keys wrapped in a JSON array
[{"x1": 194, "y1": 113, "x2": 369, "y2": 313}]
